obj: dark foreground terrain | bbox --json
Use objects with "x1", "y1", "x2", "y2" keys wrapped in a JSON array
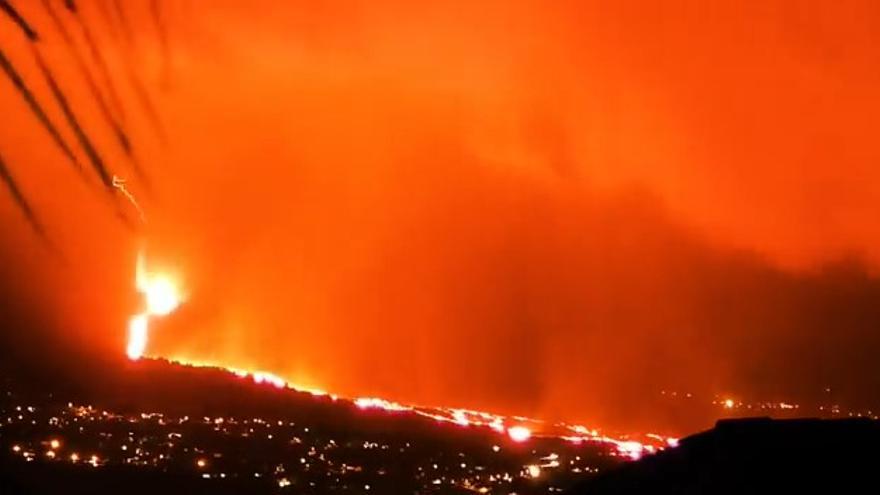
[
  {"x1": 1, "y1": 357, "x2": 878, "y2": 494},
  {"x1": 0, "y1": 359, "x2": 624, "y2": 494},
  {"x1": 571, "y1": 417, "x2": 880, "y2": 494}
]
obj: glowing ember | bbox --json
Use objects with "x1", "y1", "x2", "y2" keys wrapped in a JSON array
[
  {"x1": 126, "y1": 252, "x2": 183, "y2": 360},
  {"x1": 616, "y1": 440, "x2": 645, "y2": 460},
  {"x1": 252, "y1": 372, "x2": 286, "y2": 389},
  {"x1": 452, "y1": 409, "x2": 470, "y2": 426},
  {"x1": 355, "y1": 397, "x2": 410, "y2": 412},
  {"x1": 507, "y1": 426, "x2": 532, "y2": 442}
]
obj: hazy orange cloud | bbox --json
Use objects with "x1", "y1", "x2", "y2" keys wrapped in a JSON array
[{"x1": 1, "y1": 0, "x2": 879, "y2": 433}]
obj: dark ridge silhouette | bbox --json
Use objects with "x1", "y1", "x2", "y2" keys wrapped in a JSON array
[
  {"x1": 0, "y1": 49, "x2": 83, "y2": 174},
  {"x1": 568, "y1": 417, "x2": 880, "y2": 495}
]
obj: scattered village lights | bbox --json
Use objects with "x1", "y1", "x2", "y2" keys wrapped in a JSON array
[
  {"x1": 526, "y1": 465, "x2": 542, "y2": 478},
  {"x1": 1, "y1": 392, "x2": 630, "y2": 493}
]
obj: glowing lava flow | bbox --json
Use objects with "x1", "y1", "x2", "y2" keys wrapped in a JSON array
[
  {"x1": 123, "y1": 253, "x2": 677, "y2": 458},
  {"x1": 148, "y1": 356, "x2": 678, "y2": 460},
  {"x1": 126, "y1": 252, "x2": 183, "y2": 360}
]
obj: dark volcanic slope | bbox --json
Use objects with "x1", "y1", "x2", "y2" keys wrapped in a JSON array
[
  {"x1": 569, "y1": 417, "x2": 880, "y2": 495},
  {"x1": 0, "y1": 358, "x2": 625, "y2": 495}
]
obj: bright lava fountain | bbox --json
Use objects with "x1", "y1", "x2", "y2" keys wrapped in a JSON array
[{"x1": 126, "y1": 251, "x2": 183, "y2": 360}]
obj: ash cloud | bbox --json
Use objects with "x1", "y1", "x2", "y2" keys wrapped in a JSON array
[{"x1": 1, "y1": 0, "x2": 879, "y2": 434}]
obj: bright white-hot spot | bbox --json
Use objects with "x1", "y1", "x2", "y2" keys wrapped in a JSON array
[
  {"x1": 143, "y1": 277, "x2": 180, "y2": 316},
  {"x1": 507, "y1": 426, "x2": 532, "y2": 443},
  {"x1": 452, "y1": 409, "x2": 470, "y2": 426},
  {"x1": 616, "y1": 440, "x2": 645, "y2": 460},
  {"x1": 126, "y1": 314, "x2": 149, "y2": 360},
  {"x1": 127, "y1": 252, "x2": 183, "y2": 360},
  {"x1": 253, "y1": 372, "x2": 286, "y2": 389},
  {"x1": 355, "y1": 397, "x2": 410, "y2": 412},
  {"x1": 135, "y1": 253, "x2": 182, "y2": 317}
]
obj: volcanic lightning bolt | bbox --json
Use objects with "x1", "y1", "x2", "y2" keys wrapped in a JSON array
[
  {"x1": 112, "y1": 175, "x2": 146, "y2": 223},
  {"x1": 126, "y1": 251, "x2": 182, "y2": 360}
]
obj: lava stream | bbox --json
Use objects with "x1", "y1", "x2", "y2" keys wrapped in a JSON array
[{"x1": 124, "y1": 252, "x2": 675, "y2": 458}]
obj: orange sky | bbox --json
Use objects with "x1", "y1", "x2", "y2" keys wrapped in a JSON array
[{"x1": 1, "y1": 0, "x2": 879, "y2": 433}]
